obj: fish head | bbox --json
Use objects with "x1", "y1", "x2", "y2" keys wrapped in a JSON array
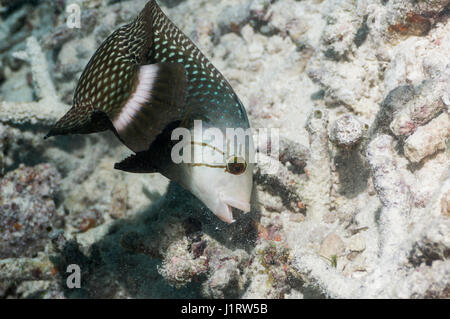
[
  {"x1": 186, "y1": 157, "x2": 254, "y2": 224},
  {"x1": 171, "y1": 124, "x2": 255, "y2": 223},
  {"x1": 114, "y1": 121, "x2": 255, "y2": 224}
]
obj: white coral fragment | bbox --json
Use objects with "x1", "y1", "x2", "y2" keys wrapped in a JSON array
[
  {"x1": 404, "y1": 112, "x2": 450, "y2": 163},
  {"x1": 390, "y1": 79, "x2": 448, "y2": 137},
  {"x1": 0, "y1": 37, "x2": 69, "y2": 126}
]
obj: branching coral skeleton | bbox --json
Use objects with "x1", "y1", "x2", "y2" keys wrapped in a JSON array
[
  {"x1": 285, "y1": 113, "x2": 449, "y2": 298},
  {"x1": 0, "y1": 37, "x2": 69, "y2": 126}
]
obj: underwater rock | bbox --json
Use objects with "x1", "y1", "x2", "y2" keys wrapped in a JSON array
[
  {"x1": 158, "y1": 237, "x2": 208, "y2": 288},
  {"x1": 409, "y1": 227, "x2": 450, "y2": 268},
  {"x1": 384, "y1": 0, "x2": 449, "y2": 38},
  {"x1": 157, "y1": 223, "x2": 249, "y2": 298},
  {"x1": 0, "y1": 255, "x2": 56, "y2": 281},
  {"x1": 304, "y1": 108, "x2": 331, "y2": 221},
  {"x1": 366, "y1": 135, "x2": 412, "y2": 211},
  {"x1": 404, "y1": 112, "x2": 449, "y2": 163},
  {"x1": 390, "y1": 79, "x2": 448, "y2": 137},
  {"x1": 319, "y1": 233, "x2": 345, "y2": 259},
  {"x1": 0, "y1": 36, "x2": 68, "y2": 126},
  {"x1": 243, "y1": 240, "x2": 294, "y2": 299},
  {"x1": 330, "y1": 114, "x2": 364, "y2": 148},
  {"x1": 441, "y1": 190, "x2": 450, "y2": 217},
  {"x1": 110, "y1": 183, "x2": 129, "y2": 219},
  {"x1": 254, "y1": 152, "x2": 305, "y2": 214},
  {"x1": 0, "y1": 164, "x2": 63, "y2": 258},
  {"x1": 320, "y1": 1, "x2": 361, "y2": 61},
  {"x1": 383, "y1": 21, "x2": 450, "y2": 93},
  {"x1": 202, "y1": 246, "x2": 248, "y2": 299},
  {"x1": 218, "y1": 2, "x2": 251, "y2": 35},
  {"x1": 0, "y1": 67, "x2": 33, "y2": 103},
  {"x1": 275, "y1": 138, "x2": 309, "y2": 173},
  {"x1": 371, "y1": 85, "x2": 416, "y2": 135},
  {"x1": 348, "y1": 233, "x2": 366, "y2": 253}
]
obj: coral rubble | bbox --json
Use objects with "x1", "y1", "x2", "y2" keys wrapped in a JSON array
[{"x1": 0, "y1": 0, "x2": 448, "y2": 299}]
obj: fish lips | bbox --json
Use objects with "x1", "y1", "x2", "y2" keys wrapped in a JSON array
[{"x1": 214, "y1": 193, "x2": 251, "y2": 224}]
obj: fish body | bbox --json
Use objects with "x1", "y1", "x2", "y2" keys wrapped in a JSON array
[{"x1": 47, "y1": 0, "x2": 254, "y2": 223}]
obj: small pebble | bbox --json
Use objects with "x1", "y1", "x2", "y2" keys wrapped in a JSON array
[
  {"x1": 404, "y1": 112, "x2": 449, "y2": 163},
  {"x1": 319, "y1": 233, "x2": 345, "y2": 258},
  {"x1": 330, "y1": 115, "x2": 364, "y2": 147}
]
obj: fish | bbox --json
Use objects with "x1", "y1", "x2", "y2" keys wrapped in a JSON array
[{"x1": 46, "y1": 0, "x2": 254, "y2": 223}]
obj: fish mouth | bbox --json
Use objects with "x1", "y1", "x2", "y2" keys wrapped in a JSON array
[{"x1": 214, "y1": 194, "x2": 251, "y2": 224}]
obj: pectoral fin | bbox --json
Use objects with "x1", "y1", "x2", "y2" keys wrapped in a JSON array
[{"x1": 111, "y1": 63, "x2": 186, "y2": 153}]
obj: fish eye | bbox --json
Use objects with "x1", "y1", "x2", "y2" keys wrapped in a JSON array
[{"x1": 226, "y1": 156, "x2": 247, "y2": 175}]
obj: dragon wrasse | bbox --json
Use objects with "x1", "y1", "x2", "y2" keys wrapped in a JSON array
[{"x1": 46, "y1": 0, "x2": 254, "y2": 223}]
